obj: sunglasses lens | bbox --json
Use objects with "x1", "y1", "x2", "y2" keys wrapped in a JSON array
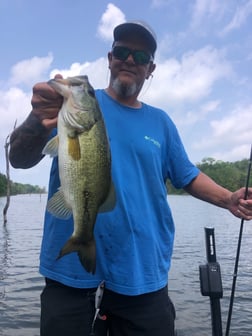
[
  {"x1": 112, "y1": 46, "x2": 151, "y2": 65},
  {"x1": 112, "y1": 46, "x2": 130, "y2": 61},
  {"x1": 134, "y1": 51, "x2": 151, "y2": 65}
]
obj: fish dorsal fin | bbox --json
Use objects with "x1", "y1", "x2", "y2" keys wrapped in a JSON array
[
  {"x1": 98, "y1": 182, "x2": 116, "y2": 213},
  {"x1": 68, "y1": 136, "x2": 81, "y2": 160},
  {"x1": 42, "y1": 136, "x2": 59, "y2": 157},
  {"x1": 47, "y1": 188, "x2": 72, "y2": 219}
]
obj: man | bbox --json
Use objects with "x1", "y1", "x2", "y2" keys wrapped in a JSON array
[{"x1": 9, "y1": 21, "x2": 252, "y2": 336}]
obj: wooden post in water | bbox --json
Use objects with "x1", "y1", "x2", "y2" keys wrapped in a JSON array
[
  {"x1": 3, "y1": 134, "x2": 11, "y2": 225},
  {"x1": 3, "y1": 122, "x2": 16, "y2": 225}
]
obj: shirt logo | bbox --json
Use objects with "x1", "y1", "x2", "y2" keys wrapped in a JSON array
[{"x1": 144, "y1": 136, "x2": 161, "y2": 148}]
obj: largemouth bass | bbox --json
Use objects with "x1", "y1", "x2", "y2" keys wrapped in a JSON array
[{"x1": 43, "y1": 75, "x2": 115, "y2": 274}]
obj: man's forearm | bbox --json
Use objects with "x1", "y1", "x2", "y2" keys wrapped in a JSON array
[
  {"x1": 9, "y1": 112, "x2": 51, "y2": 169},
  {"x1": 184, "y1": 172, "x2": 233, "y2": 209}
]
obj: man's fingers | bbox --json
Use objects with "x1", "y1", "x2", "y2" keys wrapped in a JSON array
[
  {"x1": 42, "y1": 117, "x2": 58, "y2": 129},
  {"x1": 54, "y1": 73, "x2": 63, "y2": 79}
]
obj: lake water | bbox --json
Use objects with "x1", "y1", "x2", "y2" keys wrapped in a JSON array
[{"x1": 0, "y1": 194, "x2": 251, "y2": 336}]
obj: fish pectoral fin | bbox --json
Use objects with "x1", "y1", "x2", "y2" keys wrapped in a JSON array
[
  {"x1": 57, "y1": 237, "x2": 96, "y2": 274},
  {"x1": 46, "y1": 188, "x2": 72, "y2": 219},
  {"x1": 98, "y1": 181, "x2": 116, "y2": 213},
  {"x1": 68, "y1": 136, "x2": 81, "y2": 160},
  {"x1": 42, "y1": 136, "x2": 59, "y2": 157}
]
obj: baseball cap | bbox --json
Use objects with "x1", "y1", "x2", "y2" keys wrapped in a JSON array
[{"x1": 113, "y1": 21, "x2": 157, "y2": 56}]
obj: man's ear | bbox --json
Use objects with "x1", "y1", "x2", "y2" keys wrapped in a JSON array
[{"x1": 146, "y1": 63, "x2": 156, "y2": 80}]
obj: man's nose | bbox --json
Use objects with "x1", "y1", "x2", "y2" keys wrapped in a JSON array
[{"x1": 125, "y1": 53, "x2": 135, "y2": 64}]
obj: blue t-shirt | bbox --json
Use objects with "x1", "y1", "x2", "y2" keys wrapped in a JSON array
[{"x1": 39, "y1": 89, "x2": 199, "y2": 295}]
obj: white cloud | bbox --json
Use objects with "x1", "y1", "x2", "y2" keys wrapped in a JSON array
[
  {"x1": 144, "y1": 46, "x2": 231, "y2": 107},
  {"x1": 97, "y1": 3, "x2": 125, "y2": 42},
  {"x1": 0, "y1": 56, "x2": 53, "y2": 162},
  {"x1": 210, "y1": 105, "x2": 252, "y2": 142},
  {"x1": 221, "y1": 0, "x2": 252, "y2": 35},
  {"x1": 158, "y1": 32, "x2": 186, "y2": 58},
  {"x1": 182, "y1": 100, "x2": 221, "y2": 126},
  {"x1": 0, "y1": 87, "x2": 31, "y2": 135},
  {"x1": 201, "y1": 100, "x2": 220, "y2": 115},
  {"x1": 9, "y1": 53, "x2": 53, "y2": 87},
  {"x1": 190, "y1": 0, "x2": 226, "y2": 30},
  {"x1": 50, "y1": 57, "x2": 109, "y2": 89},
  {"x1": 0, "y1": 87, "x2": 31, "y2": 177},
  {"x1": 192, "y1": 104, "x2": 252, "y2": 160},
  {"x1": 190, "y1": 0, "x2": 252, "y2": 37}
]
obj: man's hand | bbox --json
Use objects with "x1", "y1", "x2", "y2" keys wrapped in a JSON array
[
  {"x1": 229, "y1": 187, "x2": 252, "y2": 220},
  {"x1": 31, "y1": 74, "x2": 63, "y2": 130}
]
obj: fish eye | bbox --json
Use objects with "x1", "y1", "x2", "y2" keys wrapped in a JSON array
[{"x1": 88, "y1": 88, "x2": 95, "y2": 98}]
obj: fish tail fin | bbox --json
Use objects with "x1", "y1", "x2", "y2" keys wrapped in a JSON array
[
  {"x1": 57, "y1": 237, "x2": 96, "y2": 274},
  {"x1": 78, "y1": 240, "x2": 96, "y2": 275}
]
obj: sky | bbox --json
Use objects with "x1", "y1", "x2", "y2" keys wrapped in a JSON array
[{"x1": 1, "y1": 0, "x2": 252, "y2": 189}]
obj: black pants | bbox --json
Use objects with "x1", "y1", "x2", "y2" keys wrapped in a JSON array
[{"x1": 40, "y1": 278, "x2": 176, "y2": 336}]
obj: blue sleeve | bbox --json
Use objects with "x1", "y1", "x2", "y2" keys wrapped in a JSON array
[{"x1": 163, "y1": 114, "x2": 200, "y2": 189}]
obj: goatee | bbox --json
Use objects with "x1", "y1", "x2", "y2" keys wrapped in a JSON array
[{"x1": 111, "y1": 78, "x2": 138, "y2": 98}]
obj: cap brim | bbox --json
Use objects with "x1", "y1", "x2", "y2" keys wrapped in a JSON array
[{"x1": 114, "y1": 22, "x2": 157, "y2": 55}]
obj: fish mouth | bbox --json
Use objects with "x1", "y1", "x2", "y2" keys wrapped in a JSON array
[
  {"x1": 49, "y1": 76, "x2": 88, "y2": 86},
  {"x1": 49, "y1": 78, "x2": 69, "y2": 85}
]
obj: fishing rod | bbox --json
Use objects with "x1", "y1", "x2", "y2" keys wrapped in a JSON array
[{"x1": 225, "y1": 144, "x2": 252, "y2": 336}]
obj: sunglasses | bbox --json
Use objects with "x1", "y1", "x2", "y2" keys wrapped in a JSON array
[{"x1": 112, "y1": 46, "x2": 153, "y2": 65}]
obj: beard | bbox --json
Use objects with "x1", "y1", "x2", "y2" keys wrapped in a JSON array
[{"x1": 111, "y1": 77, "x2": 139, "y2": 98}]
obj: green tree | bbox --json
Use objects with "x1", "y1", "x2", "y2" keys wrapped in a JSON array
[
  {"x1": 166, "y1": 158, "x2": 251, "y2": 194},
  {"x1": 0, "y1": 172, "x2": 46, "y2": 196},
  {"x1": 0, "y1": 173, "x2": 7, "y2": 196}
]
